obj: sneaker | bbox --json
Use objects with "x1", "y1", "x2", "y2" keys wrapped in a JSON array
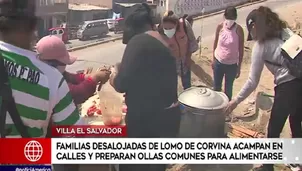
[{"x1": 252, "y1": 165, "x2": 274, "y2": 171}]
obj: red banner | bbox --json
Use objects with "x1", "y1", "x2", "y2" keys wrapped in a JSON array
[
  {"x1": 52, "y1": 125, "x2": 127, "y2": 137},
  {"x1": 0, "y1": 138, "x2": 51, "y2": 164}
]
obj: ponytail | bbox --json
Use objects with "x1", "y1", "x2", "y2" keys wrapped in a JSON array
[
  {"x1": 162, "y1": 10, "x2": 179, "y2": 25},
  {"x1": 255, "y1": 6, "x2": 287, "y2": 42}
]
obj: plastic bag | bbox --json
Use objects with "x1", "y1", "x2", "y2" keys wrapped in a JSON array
[{"x1": 98, "y1": 82, "x2": 124, "y2": 126}]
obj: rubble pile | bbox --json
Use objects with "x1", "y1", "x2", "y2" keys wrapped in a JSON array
[{"x1": 227, "y1": 123, "x2": 264, "y2": 138}]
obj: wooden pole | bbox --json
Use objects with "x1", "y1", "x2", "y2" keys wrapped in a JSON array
[
  {"x1": 199, "y1": 8, "x2": 205, "y2": 58},
  {"x1": 66, "y1": 0, "x2": 70, "y2": 40}
]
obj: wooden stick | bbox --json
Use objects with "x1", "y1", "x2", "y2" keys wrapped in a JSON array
[{"x1": 228, "y1": 124, "x2": 258, "y2": 137}]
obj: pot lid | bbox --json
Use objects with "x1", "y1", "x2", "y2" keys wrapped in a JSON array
[{"x1": 178, "y1": 86, "x2": 229, "y2": 110}]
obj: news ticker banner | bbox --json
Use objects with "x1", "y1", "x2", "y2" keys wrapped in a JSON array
[
  {"x1": 0, "y1": 138, "x2": 302, "y2": 165},
  {"x1": 0, "y1": 139, "x2": 51, "y2": 164}
]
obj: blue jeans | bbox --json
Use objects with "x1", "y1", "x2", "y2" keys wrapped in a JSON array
[
  {"x1": 180, "y1": 62, "x2": 191, "y2": 90},
  {"x1": 213, "y1": 58, "x2": 238, "y2": 100}
]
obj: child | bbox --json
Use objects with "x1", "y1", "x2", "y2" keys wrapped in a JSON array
[{"x1": 36, "y1": 36, "x2": 111, "y2": 104}]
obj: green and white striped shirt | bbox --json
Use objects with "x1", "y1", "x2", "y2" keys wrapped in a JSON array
[{"x1": 0, "y1": 41, "x2": 83, "y2": 138}]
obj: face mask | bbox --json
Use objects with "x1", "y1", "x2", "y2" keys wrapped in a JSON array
[
  {"x1": 225, "y1": 20, "x2": 235, "y2": 29},
  {"x1": 164, "y1": 28, "x2": 176, "y2": 38},
  {"x1": 57, "y1": 65, "x2": 66, "y2": 73}
]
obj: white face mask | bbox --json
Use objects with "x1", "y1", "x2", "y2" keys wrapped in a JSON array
[
  {"x1": 225, "y1": 20, "x2": 235, "y2": 29},
  {"x1": 164, "y1": 28, "x2": 176, "y2": 38}
]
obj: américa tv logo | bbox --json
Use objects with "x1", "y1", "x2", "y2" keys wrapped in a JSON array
[{"x1": 24, "y1": 140, "x2": 43, "y2": 162}]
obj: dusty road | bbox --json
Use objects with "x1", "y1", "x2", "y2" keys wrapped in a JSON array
[
  {"x1": 66, "y1": 32, "x2": 122, "y2": 49},
  {"x1": 67, "y1": 0, "x2": 301, "y2": 73}
]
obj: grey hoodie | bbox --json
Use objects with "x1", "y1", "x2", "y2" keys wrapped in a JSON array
[{"x1": 234, "y1": 29, "x2": 296, "y2": 104}]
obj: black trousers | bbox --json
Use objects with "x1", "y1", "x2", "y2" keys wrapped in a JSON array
[
  {"x1": 268, "y1": 79, "x2": 302, "y2": 138},
  {"x1": 120, "y1": 105, "x2": 182, "y2": 171},
  {"x1": 264, "y1": 79, "x2": 302, "y2": 170},
  {"x1": 125, "y1": 105, "x2": 181, "y2": 138}
]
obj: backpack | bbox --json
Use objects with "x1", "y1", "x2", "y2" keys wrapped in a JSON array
[
  {"x1": 264, "y1": 32, "x2": 302, "y2": 79},
  {"x1": 181, "y1": 16, "x2": 199, "y2": 53},
  {"x1": 0, "y1": 51, "x2": 30, "y2": 138}
]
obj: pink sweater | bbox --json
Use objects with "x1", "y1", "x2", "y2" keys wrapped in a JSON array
[{"x1": 214, "y1": 22, "x2": 239, "y2": 65}]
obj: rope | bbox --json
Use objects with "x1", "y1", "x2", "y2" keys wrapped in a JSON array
[{"x1": 198, "y1": 8, "x2": 205, "y2": 58}]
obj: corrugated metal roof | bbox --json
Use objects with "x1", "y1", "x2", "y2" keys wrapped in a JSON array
[
  {"x1": 115, "y1": 3, "x2": 140, "y2": 7},
  {"x1": 115, "y1": 2, "x2": 156, "y2": 7},
  {"x1": 69, "y1": 0, "x2": 112, "y2": 8},
  {"x1": 69, "y1": 3, "x2": 109, "y2": 11}
]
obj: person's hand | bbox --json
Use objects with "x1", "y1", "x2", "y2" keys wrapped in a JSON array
[
  {"x1": 211, "y1": 60, "x2": 215, "y2": 70},
  {"x1": 114, "y1": 62, "x2": 121, "y2": 73},
  {"x1": 236, "y1": 67, "x2": 241, "y2": 78},
  {"x1": 85, "y1": 67, "x2": 93, "y2": 74},
  {"x1": 185, "y1": 56, "x2": 192, "y2": 68},
  {"x1": 97, "y1": 65, "x2": 111, "y2": 72},
  {"x1": 224, "y1": 99, "x2": 238, "y2": 115},
  {"x1": 109, "y1": 72, "x2": 116, "y2": 88},
  {"x1": 91, "y1": 69, "x2": 111, "y2": 83},
  {"x1": 108, "y1": 63, "x2": 121, "y2": 88},
  {"x1": 196, "y1": 36, "x2": 201, "y2": 43},
  {"x1": 110, "y1": 66, "x2": 116, "y2": 74}
]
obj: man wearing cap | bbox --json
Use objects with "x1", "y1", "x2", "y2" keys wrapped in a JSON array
[{"x1": 0, "y1": 0, "x2": 82, "y2": 137}]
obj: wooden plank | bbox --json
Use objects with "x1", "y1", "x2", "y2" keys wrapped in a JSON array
[{"x1": 228, "y1": 124, "x2": 258, "y2": 137}]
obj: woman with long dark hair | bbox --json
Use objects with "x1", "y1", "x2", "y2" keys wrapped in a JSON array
[
  {"x1": 110, "y1": 3, "x2": 181, "y2": 171},
  {"x1": 225, "y1": 6, "x2": 302, "y2": 171}
]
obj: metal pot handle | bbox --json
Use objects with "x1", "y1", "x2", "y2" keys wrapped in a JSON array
[
  {"x1": 196, "y1": 85, "x2": 206, "y2": 87},
  {"x1": 195, "y1": 85, "x2": 212, "y2": 89}
]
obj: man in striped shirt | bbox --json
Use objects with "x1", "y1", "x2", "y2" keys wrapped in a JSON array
[{"x1": 0, "y1": 0, "x2": 82, "y2": 138}]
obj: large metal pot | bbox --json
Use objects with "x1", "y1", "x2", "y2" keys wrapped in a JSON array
[{"x1": 178, "y1": 86, "x2": 229, "y2": 138}]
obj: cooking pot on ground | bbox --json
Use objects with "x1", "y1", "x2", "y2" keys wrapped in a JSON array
[{"x1": 178, "y1": 86, "x2": 229, "y2": 138}]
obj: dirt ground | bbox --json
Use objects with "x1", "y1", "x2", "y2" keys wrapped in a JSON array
[
  {"x1": 189, "y1": 0, "x2": 302, "y2": 136},
  {"x1": 168, "y1": 2, "x2": 302, "y2": 171}
]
